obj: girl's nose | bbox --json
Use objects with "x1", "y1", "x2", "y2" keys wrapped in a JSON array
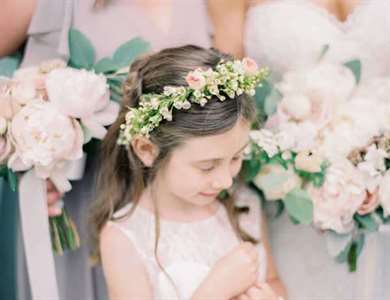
[{"x1": 211, "y1": 166, "x2": 233, "y2": 190}]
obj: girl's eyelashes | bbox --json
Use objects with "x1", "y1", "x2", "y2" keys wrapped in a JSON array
[
  {"x1": 199, "y1": 164, "x2": 215, "y2": 172},
  {"x1": 198, "y1": 155, "x2": 243, "y2": 172}
]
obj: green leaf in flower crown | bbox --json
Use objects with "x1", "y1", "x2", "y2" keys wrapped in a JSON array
[
  {"x1": 344, "y1": 59, "x2": 361, "y2": 84},
  {"x1": 68, "y1": 28, "x2": 96, "y2": 69},
  {"x1": 354, "y1": 213, "x2": 379, "y2": 232},
  {"x1": 113, "y1": 37, "x2": 151, "y2": 68},
  {"x1": 242, "y1": 159, "x2": 261, "y2": 182},
  {"x1": 93, "y1": 57, "x2": 120, "y2": 74},
  {"x1": 264, "y1": 87, "x2": 282, "y2": 116},
  {"x1": 0, "y1": 52, "x2": 22, "y2": 77},
  {"x1": 282, "y1": 188, "x2": 313, "y2": 224}
]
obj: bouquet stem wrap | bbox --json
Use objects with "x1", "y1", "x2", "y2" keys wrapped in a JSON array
[{"x1": 18, "y1": 153, "x2": 86, "y2": 300}]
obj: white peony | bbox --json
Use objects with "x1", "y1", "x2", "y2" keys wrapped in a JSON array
[
  {"x1": 46, "y1": 68, "x2": 119, "y2": 139},
  {"x1": 318, "y1": 97, "x2": 387, "y2": 160},
  {"x1": 308, "y1": 159, "x2": 366, "y2": 234},
  {"x1": 8, "y1": 100, "x2": 83, "y2": 179}
]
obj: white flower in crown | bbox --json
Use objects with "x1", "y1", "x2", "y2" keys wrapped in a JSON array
[{"x1": 117, "y1": 58, "x2": 269, "y2": 146}]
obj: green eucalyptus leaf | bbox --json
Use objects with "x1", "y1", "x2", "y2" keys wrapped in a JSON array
[
  {"x1": 325, "y1": 231, "x2": 353, "y2": 258},
  {"x1": 113, "y1": 37, "x2": 150, "y2": 67},
  {"x1": 344, "y1": 60, "x2": 361, "y2": 84},
  {"x1": 318, "y1": 44, "x2": 330, "y2": 60},
  {"x1": 282, "y1": 188, "x2": 313, "y2": 224},
  {"x1": 354, "y1": 214, "x2": 379, "y2": 232},
  {"x1": 0, "y1": 52, "x2": 22, "y2": 77},
  {"x1": 68, "y1": 28, "x2": 95, "y2": 69},
  {"x1": 93, "y1": 58, "x2": 119, "y2": 74}
]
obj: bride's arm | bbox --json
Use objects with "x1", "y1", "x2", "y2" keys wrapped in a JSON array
[
  {"x1": 261, "y1": 212, "x2": 288, "y2": 299},
  {"x1": 207, "y1": 0, "x2": 246, "y2": 58}
]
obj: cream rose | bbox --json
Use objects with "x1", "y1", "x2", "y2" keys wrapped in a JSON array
[{"x1": 295, "y1": 150, "x2": 323, "y2": 173}]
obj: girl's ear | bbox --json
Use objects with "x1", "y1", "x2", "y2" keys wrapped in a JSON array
[{"x1": 130, "y1": 136, "x2": 160, "y2": 167}]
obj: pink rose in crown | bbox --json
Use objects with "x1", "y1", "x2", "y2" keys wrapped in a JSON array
[
  {"x1": 185, "y1": 69, "x2": 206, "y2": 90},
  {"x1": 242, "y1": 57, "x2": 258, "y2": 75}
]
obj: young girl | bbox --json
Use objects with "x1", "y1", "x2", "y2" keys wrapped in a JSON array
[{"x1": 90, "y1": 45, "x2": 287, "y2": 300}]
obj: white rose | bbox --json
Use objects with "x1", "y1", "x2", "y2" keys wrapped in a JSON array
[
  {"x1": 46, "y1": 68, "x2": 119, "y2": 139},
  {"x1": 8, "y1": 100, "x2": 83, "y2": 178},
  {"x1": 253, "y1": 164, "x2": 302, "y2": 200}
]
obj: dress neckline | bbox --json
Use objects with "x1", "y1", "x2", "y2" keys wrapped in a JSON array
[
  {"x1": 254, "y1": 0, "x2": 364, "y2": 28},
  {"x1": 124, "y1": 201, "x2": 225, "y2": 226}
]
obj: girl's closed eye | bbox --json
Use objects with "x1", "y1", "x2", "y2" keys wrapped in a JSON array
[{"x1": 198, "y1": 162, "x2": 216, "y2": 172}]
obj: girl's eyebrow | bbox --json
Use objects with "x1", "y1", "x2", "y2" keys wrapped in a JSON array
[{"x1": 194, "y1": 140, "x2": 250, "y2": 163}]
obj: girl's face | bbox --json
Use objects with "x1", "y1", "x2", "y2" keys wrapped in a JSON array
[{"x1": 156, "y1": 118, "x2": 250, "y2": 209}]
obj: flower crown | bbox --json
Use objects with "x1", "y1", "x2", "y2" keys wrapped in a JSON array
[{"x1": 117, "y1": 57, "x2": 269, "y2": 146}]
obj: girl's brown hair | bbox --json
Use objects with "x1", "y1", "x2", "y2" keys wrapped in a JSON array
[{"x1": 89, "y1": 45, "x2": 258, "y2": 262}]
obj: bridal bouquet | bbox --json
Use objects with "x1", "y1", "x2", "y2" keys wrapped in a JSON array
[
  {"x1": 243, "y1": 58, "x2": 390, "y2": 271},
  {"x1": 0, "y1": 29, "x2": 150, "y2": 254}
]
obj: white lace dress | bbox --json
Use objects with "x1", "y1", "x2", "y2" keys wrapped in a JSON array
[
  {"x1": 108, "y1": 187, "x2": 267, "y2": 299},
  {"x1": 245, "y1": 1, "x2": 390, "y2": 299}
]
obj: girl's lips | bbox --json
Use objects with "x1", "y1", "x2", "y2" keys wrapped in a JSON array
[{"x1": 199, "y1": 192, "x2": 219, "y2": 197}]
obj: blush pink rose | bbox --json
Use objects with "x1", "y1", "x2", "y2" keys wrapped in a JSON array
[
  {"x1": 242, "y1": 57, "x2": 258, "y2": 75},
  {"x1": 185, "y1": 69, "x2": 206, "y2": 90}
]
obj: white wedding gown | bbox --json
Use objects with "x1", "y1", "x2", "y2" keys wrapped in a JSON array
[
  {"x1": 245, "y1": 0, "x2": 390, "y2": 299},
  {"x1": 108, "y1": 186, "x2": 267, "y2": 299}
]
